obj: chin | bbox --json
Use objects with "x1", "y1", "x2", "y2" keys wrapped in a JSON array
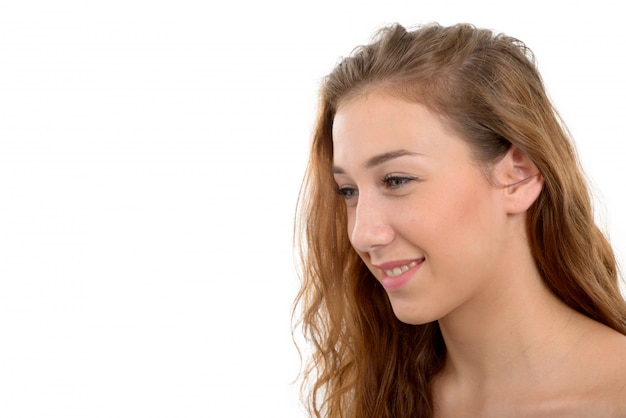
[{"x1": 390, "y1": 302, "x2": 439, "y2": 325}]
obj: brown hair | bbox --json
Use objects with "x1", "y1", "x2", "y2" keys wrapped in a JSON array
[{"x1": 293, "y1": 22, "x2": 626, "y2": 418}]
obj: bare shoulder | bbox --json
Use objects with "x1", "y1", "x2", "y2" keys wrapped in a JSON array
[
  {"x1": 599, "y1": 329, "x2": 626, "y2": 394},
  {"x1": 577, "y1": 319, "x2": 626, "y2": 403},
  {"x1": 549, "y1": 322, "x2": 626, "y2": 417}
]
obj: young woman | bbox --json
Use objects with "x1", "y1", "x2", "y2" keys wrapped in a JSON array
[{"x1": 294, "y1": 23, "x2": 626, "y2": 417}]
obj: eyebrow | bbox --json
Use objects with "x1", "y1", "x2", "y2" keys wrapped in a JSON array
[{"x1": 332, "y1": 149, "x2": 421, "y2": 174}]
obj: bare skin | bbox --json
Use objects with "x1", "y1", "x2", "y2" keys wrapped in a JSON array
[{"x1": 433, "y1": 307, "x2": 626, "y2": 417}]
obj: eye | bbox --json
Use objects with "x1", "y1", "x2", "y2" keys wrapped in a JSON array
[
  {"x1": 336, "y1": 186, "x2": 358, "y2": 201},
  {"x1": 381, "y1": 175, "x2": 418, "y2": 190}
]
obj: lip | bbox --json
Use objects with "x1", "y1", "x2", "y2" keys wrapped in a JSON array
[{"x1": 373, "y1": 258, "x2": 424, "y2": 292}]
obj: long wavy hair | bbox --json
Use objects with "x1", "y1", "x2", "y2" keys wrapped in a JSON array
[{"x1": 293, "y1": 22, "x2": 626, "y2": 418}]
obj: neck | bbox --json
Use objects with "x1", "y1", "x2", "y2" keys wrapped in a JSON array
[{"x1": 436, "y1": 250, "x2": 579, "y2": 388}]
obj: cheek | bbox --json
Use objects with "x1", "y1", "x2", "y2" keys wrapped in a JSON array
[{"x1": 421, "y1": 181, "x2": 498, "y2": 256}]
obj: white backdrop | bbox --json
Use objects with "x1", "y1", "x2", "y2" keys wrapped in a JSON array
[{"x1": 0, "y1": 1, "x2": 624, "y2": 417}]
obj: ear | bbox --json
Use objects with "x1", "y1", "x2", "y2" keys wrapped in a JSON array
[{"x1": 493, "y1": 145, "x2": 544, "y2": 214}]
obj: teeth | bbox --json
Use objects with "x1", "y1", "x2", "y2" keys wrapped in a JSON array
[{"x1": 384, "y1": 260, "x2": 420, "y2": 278}]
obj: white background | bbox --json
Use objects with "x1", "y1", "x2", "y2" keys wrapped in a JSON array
[{"x1": 0, "y1": 1, "x2": 624, "y2": 417}]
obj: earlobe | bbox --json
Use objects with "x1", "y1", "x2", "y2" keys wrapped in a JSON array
[{"x1": 495, "y1": 145, "x2": 544, "y2": 214}]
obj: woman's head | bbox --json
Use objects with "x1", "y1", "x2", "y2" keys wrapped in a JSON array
[{"x1": 303, "y1": 22, "x2": 624, "y2": 329}]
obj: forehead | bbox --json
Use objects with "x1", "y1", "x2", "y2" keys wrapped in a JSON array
[{"x1": 332, "y1": 93, "x2": 459, "y2": 166}]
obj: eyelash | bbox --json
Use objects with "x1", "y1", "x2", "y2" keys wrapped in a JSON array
[
  {"x1": 335, "y1": 186, "x2": 358, "y2": 200},
  {"x1": 335, "y1": 175, "x2": 418, "y2": 200},
  {"x1": 381, "y1": 174, "x2": 418, "y2": 190}
]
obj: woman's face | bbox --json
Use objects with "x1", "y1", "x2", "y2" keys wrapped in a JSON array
[{"x1": 332, "y1": 92, "x2": 512, "y2": 324}]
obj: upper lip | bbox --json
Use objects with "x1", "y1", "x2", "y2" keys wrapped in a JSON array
[{"x1": 372, "y1": 258, "x2": 424, "y2": 271}]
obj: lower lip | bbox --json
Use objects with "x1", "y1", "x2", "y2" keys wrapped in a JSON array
[{"x1": 380, "y1": 260, "x2": 424, "y2": 292}]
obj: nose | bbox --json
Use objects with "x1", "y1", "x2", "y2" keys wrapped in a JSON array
[{"x1": 349, "y1": 192, "x2": 395, "y2": 253}]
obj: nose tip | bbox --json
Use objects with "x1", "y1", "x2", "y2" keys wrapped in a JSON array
[
  {"x1": 350, "y1": 224, "x2": 395, "y2": 253},
  {"x1": 349, "y1": 202, "x2": 394, "y2": 253}
]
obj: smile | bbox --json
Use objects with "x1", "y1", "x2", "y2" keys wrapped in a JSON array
[{"x1": 384, "y1": 260, "x2": 421, "y2": 277}]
